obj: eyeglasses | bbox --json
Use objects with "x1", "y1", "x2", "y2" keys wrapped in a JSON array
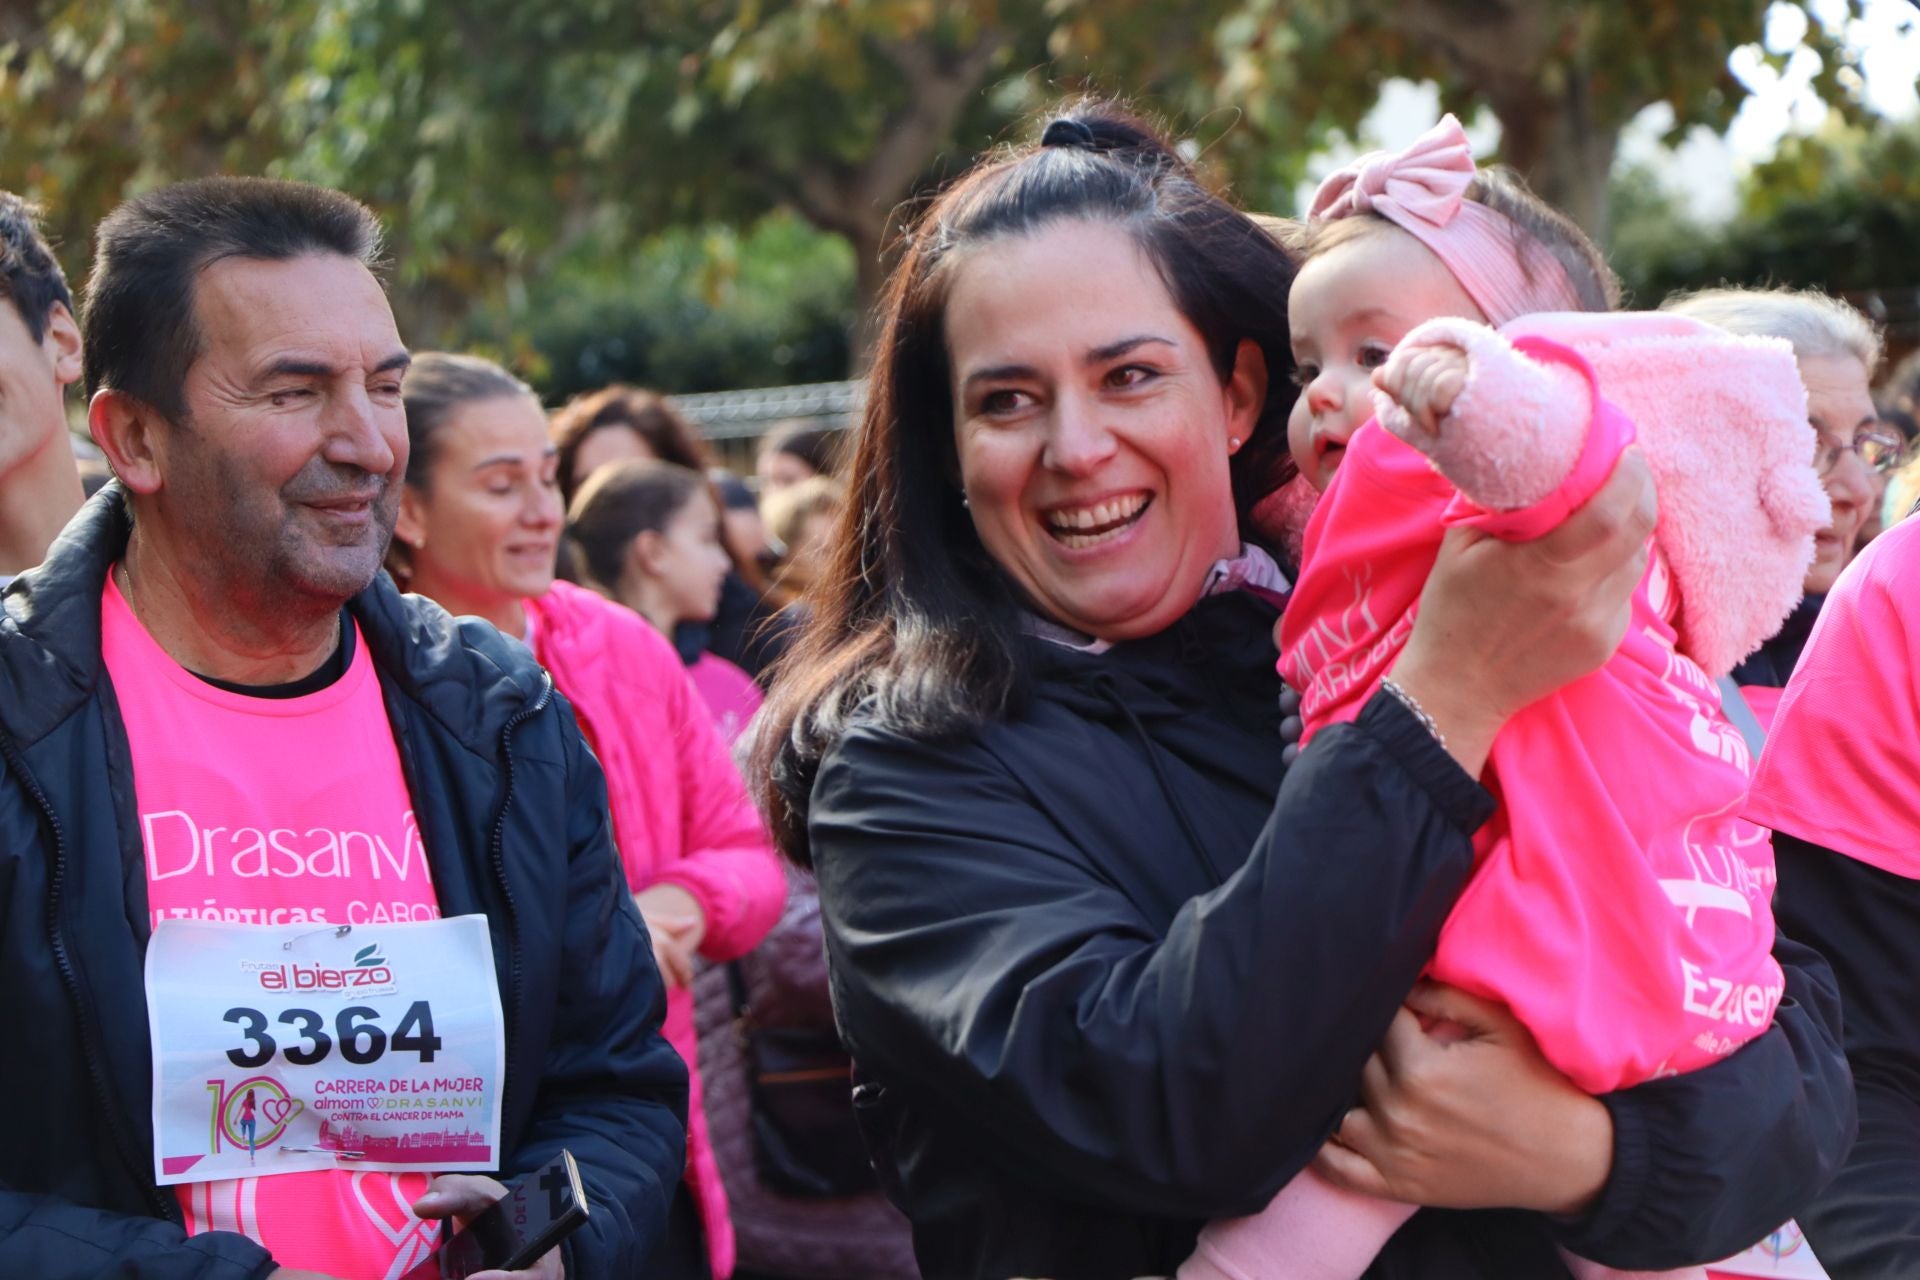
[{"x1": 1816, "y1": 428, "x2": 1904, "y2": 477}]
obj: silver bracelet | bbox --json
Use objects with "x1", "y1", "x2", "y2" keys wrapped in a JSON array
[{"x1": 1380, "y1": 676, "x2": 1447, "y2": 752}]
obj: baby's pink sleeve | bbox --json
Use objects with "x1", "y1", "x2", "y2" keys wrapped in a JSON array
[{"x1": 1374, "y1": 319, "x2": 1634, "y2": 542}]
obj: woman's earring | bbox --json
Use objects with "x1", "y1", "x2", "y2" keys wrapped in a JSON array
[
  {"x1": 1228, "y1": 436, "x2": 1243, "y2": 454},
  {"x1": 960, "y1": 492, "x2": 971, "y2": 508}
]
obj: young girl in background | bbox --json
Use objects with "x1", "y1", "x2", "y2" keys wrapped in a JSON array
[
  {"x1": 567, "y1": 459, "x2": 765, "y2": 745},
  {"x1": 1182, "y1": 117, "x2": 1830, "y2": 1280}
]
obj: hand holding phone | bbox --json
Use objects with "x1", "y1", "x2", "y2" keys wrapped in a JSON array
[{"x1": 405, "y1": 1152, "x2": 589, "y2": 1280}]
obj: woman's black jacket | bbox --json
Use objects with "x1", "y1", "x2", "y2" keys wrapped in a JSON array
[
  {"x1": 806, "y1": 590, "x2": 1855, "y2": 1280},
  {"x1": 1732, "y1": 594, "x2": 1824, "y2": 689}
]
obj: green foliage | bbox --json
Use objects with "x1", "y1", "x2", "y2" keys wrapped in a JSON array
[
  {"x1": 486, "y1": 212, "x2": 856, "y2": 402},
  {"x1": 1193, "y1": 0, "x2": 1874, "y2": 236},
  {"x1": 1612, "y1": 116, "x2": 1920, "y2": 306},
  {"x1": 1607, "y1": 162, "x2": 1719, "y2": 306},
  {"x1": 0, "y1": 0, "x2": 304, "y2": 283},
  {"x1": 0, "y1": 0, "x2": 1889, "y2": 382}
]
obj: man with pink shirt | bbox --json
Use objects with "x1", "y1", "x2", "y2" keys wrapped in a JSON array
[{"x1": 0, "y1": 178, "x2": 686, "y2": 1279}]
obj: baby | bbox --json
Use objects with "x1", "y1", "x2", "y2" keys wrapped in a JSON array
[{"x1": 1181, "y1": 117, "x2": 1829, "y2": 1280}]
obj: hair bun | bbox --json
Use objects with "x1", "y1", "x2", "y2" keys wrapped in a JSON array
[
  {"x1": 1041, "y1": 117, "x2": 1100, "y2": 150},
  {"x1": 1036, "y1": 105, "x2": 1187, "y2": 179}
]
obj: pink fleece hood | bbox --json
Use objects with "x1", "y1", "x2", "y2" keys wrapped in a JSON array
[{"x1": 1375, "y1": 311, "x2": 1830, "y2": 678}]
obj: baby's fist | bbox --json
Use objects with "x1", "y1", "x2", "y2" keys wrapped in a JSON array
[{"x1": 1374, "y1": 343, "x2": 1470, "y2": 438}]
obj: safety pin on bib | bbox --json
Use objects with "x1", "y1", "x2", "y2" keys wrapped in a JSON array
[
  {"x1": 279, "y1": 1146, "x2": 367, "y2": 1159},
  {"x1": 282, "y1": 924, "x2": 354, "y2": 951}
]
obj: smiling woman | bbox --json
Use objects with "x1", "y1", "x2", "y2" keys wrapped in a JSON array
[
  {"x1": 390, "y1": 351, "x2": 786, "y2": 1280},
  {"x1": 746, "y1": 103, "x2": 1855, "y2": 1280},
  {"x1": 385, "y1": 353, "x2": 562, "y2": 636},
  {"x1": 947, "y1": 220, "x2": 1263, "y2": 642}
]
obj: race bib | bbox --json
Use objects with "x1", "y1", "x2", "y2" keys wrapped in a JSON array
[
  {"x1": 147, "y1": 915, "x2": 506, "y2": 1186},
  {"x1": 1711, "y1": 1221, "x2": 1830, "y2": 1278}
]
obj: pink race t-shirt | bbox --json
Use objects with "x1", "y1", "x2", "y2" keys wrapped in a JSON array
[
  {"x1": 102, "y1": 575, "x2": 444, "y2": 1280},
  {"x1": 1281, "y1": 421, "x2": 1783, "y2": 1094},
  {"x1": 686, "y1": 651, "x2": 763, "y2": 747},
  {"x1": 1748, "y1": 512, "x2": 1920, "y2": 874},
  {"x1": 1736, "y1": 683, "x2": 1787, "y2": 736}
]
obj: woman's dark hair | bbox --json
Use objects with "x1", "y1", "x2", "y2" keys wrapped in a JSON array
[
  {"x1": 82, "y1": 176, "x2": 384, "y2": 420},
  {"x1": 384, "y1": 351, "x2": 533, "y2": 584},
  {"x1": 399, "y1": 352, "x2": 533, "y2": 487},
  {"x1": 566, "y1": 459, "x2": 710, "y2": 590},
  {"x1": 550, "y1": 385, "x2": 713, "y2": 504},
  {"x1": 756, "y1": 420, "x2": 844, "y2": 479},
  {"x1": 710, "y1": 468, "x2": 759, "y2": 511},
  {"x1": 1885, "y1": 347, "x2": 1920, "y2": 419},
  {"x1": 751, "y1": 100, "x2": 1300, "y2": 863}
]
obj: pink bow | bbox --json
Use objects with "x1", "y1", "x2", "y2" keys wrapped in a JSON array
[
  {"x1": 1309, "y1": 115, "x2": 1476, "y2": 228},
  {"x1": 1304, "y1": 114, "x2": 1582, "y2": 326}
]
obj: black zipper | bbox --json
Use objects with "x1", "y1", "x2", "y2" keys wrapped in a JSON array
[
  {"x1": 0, "y1": 724, "x2": 178, "y2": 1222},
  {"x1": 489, "y1": 670, "x2": 552, "y2": 1133}
]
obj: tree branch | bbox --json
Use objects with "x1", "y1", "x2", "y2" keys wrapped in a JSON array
[
  {"x1": 855, "y1": 30, "x2": 1008, "y2": 223},
  {"x1": 1368, "y1": 0, "x2": 1559, "y2": 88},
  {"x1": 760, "y1": 28, "x2": 1005, "y2": 249}
]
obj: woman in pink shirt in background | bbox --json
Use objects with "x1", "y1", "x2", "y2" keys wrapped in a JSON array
[
  {"x1": 564, "y1": 459, "x2": 765, "y2": 746},
  {"x1": 385, "y1": 352, "x2": 787, "y2": 1280}
]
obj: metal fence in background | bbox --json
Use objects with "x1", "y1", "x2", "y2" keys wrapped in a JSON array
[{"x1": 675, "y1": 379, "x2": 863, "y2": 474}]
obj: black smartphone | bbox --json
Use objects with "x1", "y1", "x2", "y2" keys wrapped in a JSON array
[{"x1": 404, "y1": 1151, "x2": 590, "y2": 1279}]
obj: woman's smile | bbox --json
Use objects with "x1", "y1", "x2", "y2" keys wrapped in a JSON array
[
  {"x1": 1039, "y1": 491, "x2": 1154, "y2": 550},
  {"x1": 944, "y1": 219, "x2": 1259, "y2": 641}
]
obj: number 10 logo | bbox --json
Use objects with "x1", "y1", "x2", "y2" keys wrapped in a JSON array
[{"x1": 206, "y1": 1076, "x2": 304, "y2": 1158}]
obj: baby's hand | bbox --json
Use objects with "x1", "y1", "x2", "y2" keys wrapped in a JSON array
[{"x1": 1374, "y1": 343, "x2": 1470, "y2": 438}]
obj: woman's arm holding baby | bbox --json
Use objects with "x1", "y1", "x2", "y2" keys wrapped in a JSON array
[
  {"x1": 1313, "y1": 981, "x2": 1613, "y2": 1216},
  {"x1": 1319, "y1": 941, "x2": 1853, "y2": 1270}
]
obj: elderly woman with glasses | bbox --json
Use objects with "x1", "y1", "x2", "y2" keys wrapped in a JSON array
[{"x1": 1662, "y1": 286, "x2": 1898, "y2": 730}]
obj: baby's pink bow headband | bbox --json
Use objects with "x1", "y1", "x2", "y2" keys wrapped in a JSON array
[{"x1": 1308, "y1": 114, "x2": 1580, "y2": 326}]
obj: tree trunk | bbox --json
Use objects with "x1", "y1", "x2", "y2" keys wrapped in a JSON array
[
  {"x1": 1486, "y1": 75, "x2": 1621, "y2": 246},
  {"x1": 783, "y1": 188, "x2": 896, "y2": 371},
  {"x1": 849, "y1": 221, "x2": 894, "y2": 372},
  {"x1": 779, "y1": 31, "x2": 1008, "y2": 372},
  {"x1": 1377, "y1": 0, "x2": 1625, "y2": 244}
]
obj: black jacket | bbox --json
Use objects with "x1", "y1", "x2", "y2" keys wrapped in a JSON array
[
  {"x1": 0, "y1": 488, "x2": 689, "y2": 1279},
  {"x1": 1773, "y1": 830, "x2": 1920, "y2": 1277},
  {"x1": 693, "y1": 572, "x2": 792, "y2": 684},
  {"x1": 806, "y1": 590, "x2": 1856, "y2": 1280},
  {"x1": 1732, "y1": 594, "x2": 1825, "y2": 689}
]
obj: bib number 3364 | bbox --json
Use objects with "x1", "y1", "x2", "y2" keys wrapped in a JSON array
[
  {"x1": 224, "y1": 1001, "x2": 443, "y2": 1068},
  {"x1": 146, "y1": 915, "x2": 506, "y2": 1186}
]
